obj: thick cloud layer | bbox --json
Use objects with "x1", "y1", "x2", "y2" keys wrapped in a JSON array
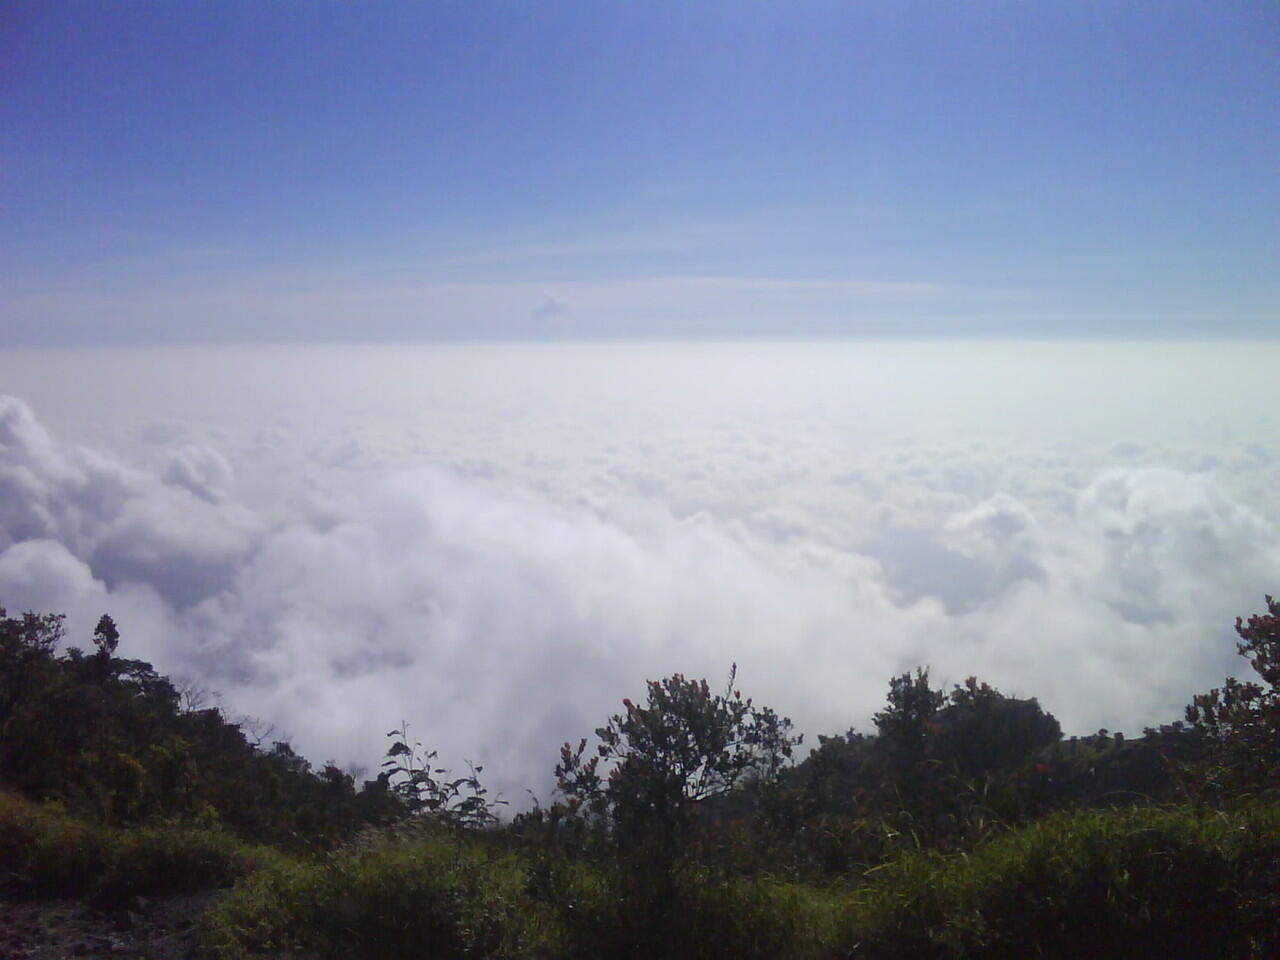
[{"x1": 1, "y1": 341, "x2": 1278, "y2": 803}]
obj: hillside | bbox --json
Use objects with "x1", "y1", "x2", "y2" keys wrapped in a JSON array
[{"x1": 1, "y1": 599, "x2": 1277, "y2": 958}]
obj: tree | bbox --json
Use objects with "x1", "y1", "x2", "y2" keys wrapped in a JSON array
[
  {"x1": 555, "y1": 665, "x2": 800, "y2": 865},
  {"x1": 0, "y1": 606, "x2": 401, "y2": 842},
  {"x1": 0, "y1": 607, "x2": 64, "y2": 737},
  {"x1": 873, "y1": 668, "x2": 945, "y2": 764},
  {"x1": 932, "y1": 676, "x2": 1061, "y2": 779},
  {"x1": 92, "y1": 614, "x2": 119, "y2": 657},
  {"x1": 1185, "y1": 595, "x2": 1280, "y2": 798},
  {"x1": 863, "y1": 668, "x2": 947, "y2": 831}
]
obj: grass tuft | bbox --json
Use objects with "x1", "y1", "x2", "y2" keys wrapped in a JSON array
[
  {"x1": 0, "y1": 791, "x2": 276, "y2": 904},
  {"x1": 844, "y1": 803, "x2": 1280, "y2": 959},
  {"x1": 204, "y1": 823, "x2": 547, "y2": 959}
]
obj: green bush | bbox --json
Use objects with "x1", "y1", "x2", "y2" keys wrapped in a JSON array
[
  {"x1": 207, "y1": 827, "x2": 843, "y2": 960},
  {"x1": 0, "y1": 792, "x2": 109, "y2": 897},
  {"x1": 844, "y1": 804, "x2": 1280, "y2": 960},
  {"x1": 549, "y1": 861, "x2": 842, "y2": 960},
  {"x1": 204, "y1": 824, "x2": 549, "y2": 959},
  {"x1": 0, "y1": 790, "x2": 270, "y2": 902},
  {"x1": 99, "y1": 824, "x2": 277, "y2": 904}
]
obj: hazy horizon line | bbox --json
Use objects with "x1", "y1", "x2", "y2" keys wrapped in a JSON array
[{"x1": 4, "y1": 331, "x2": 1278, "y2": 352}]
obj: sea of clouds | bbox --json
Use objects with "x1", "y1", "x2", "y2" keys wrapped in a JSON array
[{"x1": 1, "y1": 340, "x2": 1278, "y2": 803}]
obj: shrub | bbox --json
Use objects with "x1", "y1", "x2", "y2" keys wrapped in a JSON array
[
  {"x1": 0, "y1": 790, "x2": 268, "y2": 903},
  {"x1": 844, "y1": 804, "x2": 1280, "y2": 959},
  {"x1": 548, "y1": 859, "x2": 841, "y2": 960},
  {"x1": 1186, "y1": 596, "x2": 1280, "y2": 800},
  {"x1": 207, "y1": 825, "x2": 844, "y2": 960},
  {"x1": 204, "y1": 824, "x2": 546, "y2": 959},
  {"x1": 98, "y1": 824, "x2": 275, "y2": 905},
  {"x1": 0, "y1": 792, "x2": 108, "y2": 897},
  {"x1": 555, "y1": 666, "x2": 799, "y2": 878}
]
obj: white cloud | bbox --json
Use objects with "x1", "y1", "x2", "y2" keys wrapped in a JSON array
[
  {"x1": 0, "y1": 395, "x2": 260, "y2": 606},
  {"x1": 0, "y1": 341, "x2": 1277, "y2": 804},
  {"x1": 164, "y1": 444, "x2": 235, "y2": 503}
]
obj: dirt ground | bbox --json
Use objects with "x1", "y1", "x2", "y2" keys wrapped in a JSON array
[{"x1": 0, "y1": 891, "x2": 223, "y2": 960}]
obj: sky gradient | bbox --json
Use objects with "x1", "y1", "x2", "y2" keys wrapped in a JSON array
[{"x1": 3, "y1": 1, "x2": 1277, "y2": 344}]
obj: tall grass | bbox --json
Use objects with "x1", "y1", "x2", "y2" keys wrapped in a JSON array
[
  {"x1": 0, "y1": 790, "x2": 274, "y2": 904},
  {"x1": 545, "y1": 862, "x2": 843, "y2": 960},
  {"x1": 206, "y1": 822, "x2": 845, "y2": 960},
  {"x1": 11, "y1": 788, "x2": 1275, "y2": 960},
  {"x1": 844, "y1": 804, "x2": 1280, "y2": 959},
  {"x1": 204, "y1": 823, "x2": 550, "y2": 959}
]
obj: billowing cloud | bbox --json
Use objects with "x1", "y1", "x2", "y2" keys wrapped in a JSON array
[
  {"x1": 0, "y1": 396, "x2": 260, "y2": 608},
  {"x1": 164, "y1": 445, "x2": 235, "y2": 503},
  {"x1": 0, "y1": 342, "x2": 1277, "y2": 804}
]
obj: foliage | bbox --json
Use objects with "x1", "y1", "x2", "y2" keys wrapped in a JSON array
[
  {"x1": 0, "y1": 605, "x2": 402, "y2": 845},
  {"x1": 382, "y1": 722, "x2": 504, "y2": 828},
  {"x1": 547, "y1": 859, "x2": 842, "y2": 960},
  {"x1": 1186, "y1": 595, "x2": 1280, "y2": 799},
  {"x1": 555, "y1": 665, "x2": 800, "y2": 862},
  {"x1": 934, "y1": 676, "x2": 1062, "y2": 779},
  {"x1": 0, "y1": 608, "x2": 65, "y2": 748},
  {"x1": 0, "y1": 790, "x2": 275, "y2": 904},
  {"x1": 844, "y1": 803, "x2": 1280, "y2": 960},
  {"x1": 6, "y1": 598, "x2": 1280, "y2": 959},
  {"x1": 205, "y1": 824, "x2": 544, "y2": 960},
  {"x1": 873, "y1": 668, "x2": 946, "y2": 755},
  {"x1": 778, "y1": 671, "x2": 1066, "y2": 860},
  {"x1": 867, "y1": 668, "x2": 950, "y2": 831}
]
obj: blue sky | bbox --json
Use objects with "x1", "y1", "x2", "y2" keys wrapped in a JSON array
[{"x1": 3, "y1": 1, "x2": 1276, "y2": 344}]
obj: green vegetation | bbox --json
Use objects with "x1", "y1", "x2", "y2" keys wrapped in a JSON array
[
  {"x1": 0, "y1": 791, "x2": 277, "y2": 905},
  {"x1": 1, "y1": 597, "x2": 1277, "y2": 958},
  {"x1": 554, "y1": 665, "x2": 799, "y2": 887},
  {"x1": 846, "y1": 804, "x2": 1280, "y2": 959},
  {"x1": 0, "y1": 607, "x2": 400, "y2": 845},
  {"x1": 1186, "y1": 595, "x2": 1280, "y2": 801},
  {"x1": 205, "y1": 825, "x2": 542, "y2": 960}
]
